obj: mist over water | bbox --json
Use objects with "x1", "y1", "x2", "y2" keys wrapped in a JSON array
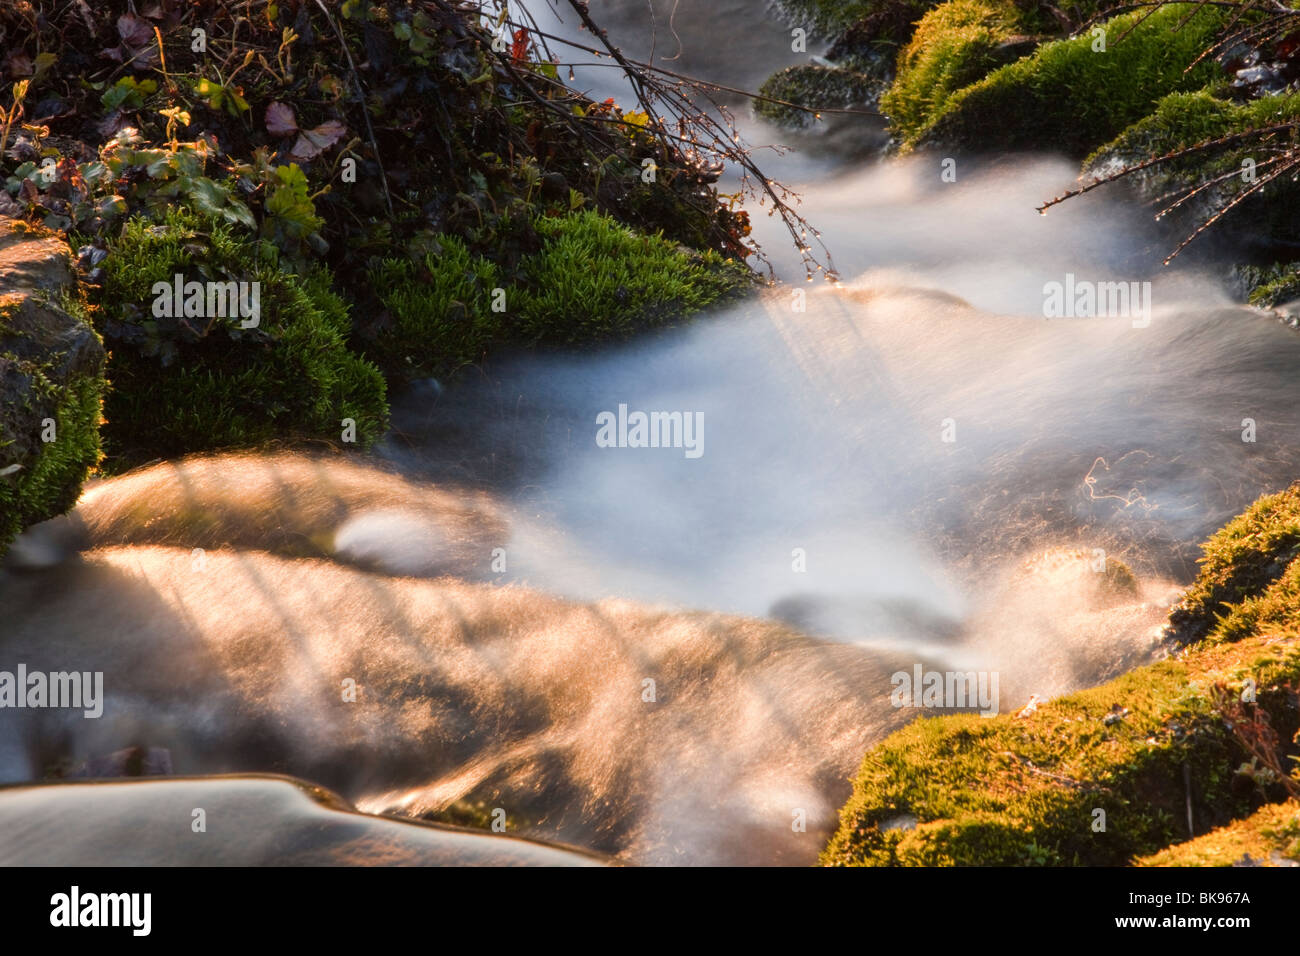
[{"x1": 4, "y1": 2, "x2": 1300, "y2": 865}]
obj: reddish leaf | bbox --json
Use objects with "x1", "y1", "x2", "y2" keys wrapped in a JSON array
[
  {"x1": 57, "y1": 158, "x2": 86, "y2": 197},
  {"x1": 97, "y1": 109, "x2": 127, "y2": 138},
  {"x1": 510, "y1": 28, "x2": 530, "y2": 63},
  {"x1": 117, "y1": 13, "x2": 154, "y2": 48},
  {"x1": 4, "y1": 52, "x2": 33, "y2": 79},
  {"x1": 289, "y1": 120, "x2": 347, "y2": 161},
  {"x1": 265, "y1": 101, "x2": 299, "y2": 137}
]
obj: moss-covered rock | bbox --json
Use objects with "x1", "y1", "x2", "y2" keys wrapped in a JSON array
[
  {"x1": 0, "y1": 217, "x2": 104, "y2": 558},
  {"x1": 757, "y1": 64, "x2": 889, "y2": 127},
  {"x1": 1136, "y1": 798, "x2": 1300, "y2": 866},
  {"x1": 881, "y1": 0, "x2": 1027, "y2": 144},
  {"x1": 1085, "y1": 90, "x2": 1300, "y2": 255},
  {"x1": 912, "y1": 3, "x2": 1229, "y2": 155},
  {"x1": 366, "y1": 210, "x2": 755, "y2": 378},
  {"x1": 1166, "y1": 482, "x2": 1300, "y2": 645},
  {"x1": 774, "y1": 0, "x2": 889, "y2": 40},
  {"x1": 93, "y1": 208, "x2": 388, "y2": 468},
  {"x1": 775, "y1": 0, "x2": 1026, "y2": 48},
  {"x1": 1233, "y1": 262, "x2": 1300, "y2": 312},
  {"x1": 822, "y1": 482, "x2": 1300, "y2": 867}
]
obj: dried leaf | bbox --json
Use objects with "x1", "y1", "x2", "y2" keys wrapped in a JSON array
[
  {"x1": 117, "y1": 13, "x2": 154, "y2": 48},
  {"x1": 265, "y1": 102, "x2": 298, "y2": 136},
  {"x1": 5, "y1": 52, "x2": 33, "y2": 79},
  {"x1": 289, "y1": 120, "x2": 346, "y2": 161},
  {"x1": 97, "y1": 109, "x2": 127, "y2": 138}
]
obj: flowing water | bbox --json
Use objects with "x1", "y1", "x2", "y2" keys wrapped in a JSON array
[{"x1": 3, "y1": 1, "x2": 1300, "y2": 866}]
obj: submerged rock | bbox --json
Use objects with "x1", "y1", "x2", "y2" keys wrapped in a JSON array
[
  {"x1": 66, "y1": 746, "x2": 174, "y2": 779},
  {"x1": 756, "y1": 63, "x2": 889, "y2": 128},
  {"x1": 64, "y1": 451, "x2": 510, "y2": 580}
]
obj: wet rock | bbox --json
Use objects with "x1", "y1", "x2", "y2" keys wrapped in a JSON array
[
  {"x1": 1085, "y1": 90, "x2": 1300, "y2": 259},
  {"x1": 756, "y1": 63, "x2": 888, "y2": 128},
  {"x1": 0, "y1": 776, "x2": 607, "y2": 866},
  {"x1": 68, "y1": 746, "x2": 174, "y2": 779},
  {"x1": 2, "y1": 512, "x2": 89, "y2": 570}
]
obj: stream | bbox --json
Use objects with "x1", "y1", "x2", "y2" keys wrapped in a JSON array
[{"x1": 2, "y1": 0, "x2": 1300, "y2": 866}]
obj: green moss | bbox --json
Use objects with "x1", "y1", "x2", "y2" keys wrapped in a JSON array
[
  {"x1": 366, "y1": 210, "x2": 755, "y2": 378},
  {"x1": 364, "y1": 235, "x2": 501, "y2": 377},
  {"x1": 1212, "y1": 557, "x2": 1300, "y2": 644},
  {"x1": 514, "y1": 211, "x2": 755, "y2": 343},
  {"x1": 0, "y1": 329, "x2": 104, "y2": 552},
  {"x1": 757, "y1": 64, "x2": 888, "y2": 127},
  {"x1": 1136, "y1": 799, "x2": 1300, "y2": 866},
  {"x1": 822, "y1": 643, "x2": 1297, "y2": 865},
  {"x1": 1086, "y1": 90, "x2": 1300, "y2": 251},
  {"x1": 822, "y1": 482, "x2": 1300, "y2": 867},
  {"x1": 1101, "y1": 553, "x2": 1140, "y2": 598},
  {"x1": 881, "y1": 0, "x2": 1022, "y2": 143},
  {"x1": 773, "y1": 0, "x2": 1046, "y2": 45},
  {"x1": 913, "y1": 4, "x2": 1230, "y2": 155},
  {"x1": 1233, "y1": 262, "x2": 1300, "y2": 309},
  {"x1": 95, "y1": 208, "x2": 388, "y2": 468},
  {"x1": 1168, "y1": 482, "x2": 1300, "y2": 645},
  {"x1": 0, "y1": 258, "x2": 105, "y2": 555}
]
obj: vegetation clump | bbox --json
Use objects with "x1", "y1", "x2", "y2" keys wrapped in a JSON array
[
  {"x1": 1234, "y1": 263, "x2": 1300, "y2": 311},
  {"x1": 1166, "y1": 483, "x2": 1300, "y2": 645},
  {"x1": 366, "y1": 209, "x2": 754, "y2": 378},
  {"x1": 0, "y1": 0, "x2": 774, "y2": 475},
  {"x1": 95, "y1": 207, "x2": 387, "y2": 468}
]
